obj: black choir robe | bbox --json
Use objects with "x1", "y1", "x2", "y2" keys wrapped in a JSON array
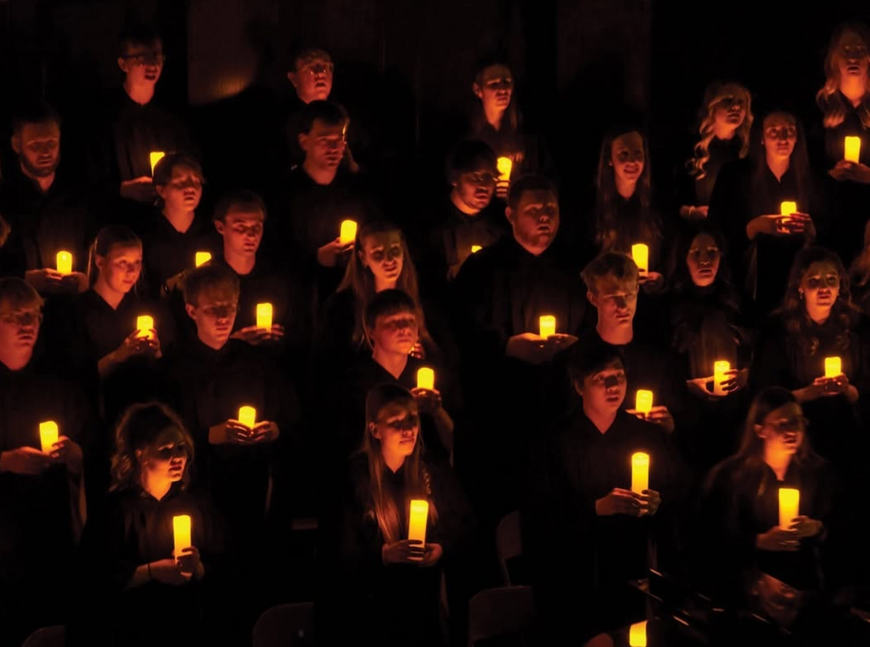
[{"x1": 676, "y1": 135, "x2": 744, "y2": 210}]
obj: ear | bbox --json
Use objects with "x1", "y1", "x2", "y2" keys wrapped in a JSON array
[
  {"x1": 118, "y1": 57, "x2": 128, "y2": 74},
  {"x1": 754, "y1": 423, "x2": 766, "y2": 440},
  {"x1": 505, "y1": 206, "x2": 514, "y2": 225},
  {"x1": 214, "y1": 220, "x2": 225, "y2": 235},
  {"x1": 587, "y1": 290, "x2": 599, "y2": 308},
  {"x1": 472, "y1": 82, "x2": 483, "y2": 99},
  {"x1": 154, "y1": 184, "x2": 167, "y2": 200},
  {"x1": 572, "y1": 379, "x2": 584, "y2": 398},
  {"x1": 357, "y1": 246, "x2": 367, "y2": 267},
  {"x1": 369, "y1": 422, "x2": 381, "y2": 440},
  {"x1": 298, "y1": 132, "x2": 308, "y2": 152},
  {"x1": 185, "y1": 303, "x2": 197, "y2": 321},
  {"x1": 135, "y1": 448, "x2": 144, "y2": 464},
  {"x1": 287, "y1": 71, "x2": 299, "y2": 89},
  {"x1": 10, "y1": 134, "x2": 20, "y2": 155},
  {"x1": 95, "y1": 254, "x2": 105, "y2": 272}
]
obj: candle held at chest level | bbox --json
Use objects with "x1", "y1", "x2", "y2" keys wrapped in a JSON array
[
  {"x1": 631, "y1": 243, "x2": 649, "y2": 274},
  {"x1": 136, "y1": 316, "x2": 154, "y2": 340},
  {"x1": 631, "y1": 452, "x2": 650, "y2": 495},
  {"x1": 539, "y1": 315, "x2": 556, "y2": 339},
  {"x1": 629, "y1": 620, "x2": 647, "y2": 647},
  {"x1": 824, "y1": 356, "x2": 842, "y2": 379},
  {"x1": 256, "y1": 303, "x2": 273, "y2": 331},
  {"x1": 408, "y1": 499, "x2": 429, "y2": 560},
  {"x1": 173, "y1": 515, "x2": 192, "y2": 558},
  {"x1": 56, "y1": 251, "x2": 73, "y2": 275},
  {"x1": 845, "y1": 136, "x2": 861, "y2": 164},
  {"x1": 779, "y1": 488, "x2": 800, "y2": 529},
  {"x1": 635, "y1": 389, "x2": 653, "y2": 415},
  {"x1": 713, "y1": 360, "x2": 731, "y2": 396},
  {"x1": 417, "y1": 367, "x2": 435, "y2": 390},
  {"x1": 39, "y1": 421, "x2": 59, "y2": 454},
  {"x1": 339, "y1": 220, "x2": 358, "y2": 245},
  {"x1": 238, "y1": 406, "x2": 257, "y2": 429}
]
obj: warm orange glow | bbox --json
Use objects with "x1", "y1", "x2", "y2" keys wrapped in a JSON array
[
  {"x1": 256, "y1": 303, "x2": 273, "y2": 331},
  {"x1": 56, "y1": 251, "x2": 72, "y2": 275},
  {"x1": 629, "y1": 620, "x2": 647, "y2": 647},
  {"x1": 173, "y1": 515, "x2": 192, "y2": 558},
  {"x1": 339, "y1": 220, "x2": 358, "y2": 245},
  {"x1": 417, "y1": 367, "x2": 435, "y2": 390},
  {"x1": 845, "y1": 136, "x2": 861, "y2": 163},
  {"x1": 779, "y1": 488, "x2": 800, "y2": 529},
  {"x1": 635, "y1": 390, "x2": 653, "y2": 415},
  {"x1": 150, "y1": 151, "x2": 166, "y2": 175},
  {"x1": 195, "y1": 251, "x2": 212, "y2": 267},
  {"x1": 780, "y1": 201, "x2": 797, "y2": 217},
  {"x1": 824, "y1": 356, "x2": 842, "y2": 378},
  {"x1": 408, "y1": 499, "x2": 429, "y2": 559},
  {"x1": 631, "y1": 452, "x2": 650, "y2": 494},
  {"x1": 238, "y1": 406, "x2": 256, "y2": 429},
  {"x1": 471, "y1": 245, "x2": 482, "y2": 254},
  {"x1": 39, "y1": 421, "x2": 59, "y2": 454},
  {"x1": 496, "y1": 157, "x2": 513, "y2": 182},
  {"x1": 539, "y1": 315, "x2": 556, "y2": 339},
  {"x1": 136, "y1": 316, "x2": 154, "y2": 340},
  {"x1": 631, "y1": 243, "x2": 649, "y2": 274},
  {"x1": 713, "y1": 360, "x2": 731, "y2": 396}
]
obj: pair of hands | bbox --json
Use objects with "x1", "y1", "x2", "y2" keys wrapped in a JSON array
[
  {"x1": 114, "y1": 329, "x2": 162, "y2": 364},
  {"x1": 596, "y1": 488, "x2": 662, "y2": 517},
  {"x1": 25, "y1": 268, "x2": 87, "y2": 295},
  {"x1": 317, "y1": 238, "x2": 355, "y2": 268},
  {"x1": 121, "y1": 177, "x2": 158, "y2": 205},
  {"x1": 625, "y1": 406, "x2": 675, "y2": 434},
  {"x1": 797, "y1": 374, "x2": 854, "y2": 402},
  {"x1": 756, "y1": 517, "x2": 824, "y2": 552},
  {"x1": 209, "y1": 419, "x2": 280, "y2": 445},
  {"x1": 382, "y1": 540, "x2": 443, "y2": 567},
  {"x1": 0, "y1": 436, "x2": 83, "y2": 475},
  {"x1": 150, "y1": 546, "x2": 204, "y2": 585},
  {"x1": 686, "y1": 368, "x2": 750, "y2": 400},
  {"x1": 506, "y1": 332, "x2": 579, "y2": 365},
  {"x1": 410, "y1": 387, "x2": 443, "y2": 415},
  {"x1": 755, "y1": 213, "x2": 815, "y2": 238},
  {"x1": 829, "y1": 159, "x2": 870, "y2": 184},
  {"x1": 231, "y1": 324, "x2": 286, "y2": 346}
]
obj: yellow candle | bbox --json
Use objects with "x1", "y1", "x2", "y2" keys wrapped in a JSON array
[
  {"x1": 780, "y1": 201, "x2": 797, "y2": 216},
  {"x1": 417, "y1": 367, "x2": 435, "y2": 390},
  {"x1": 635, "y1": 389, "x2": 653, "y2": 415},
  {"x1": 713, "y1": 360, "x2": 731, "y2": 396},
  {"x1": 408, "y1": 499, "x2": 429, "y2": 558},
  {"x1": 194, "y1": 251, "x2": 211, "y2": 267},
  {"x1": 631, "y1": 243, "x2": 649, "y2": 274},
  {"x1": 39, "y1": 421, "x2": 59, "y2": 454},
  {"x1": 256, "y1": 303, "x2": 273, "y2": 330},
  {"x1": 470, "y1": 245, "x2": 482, "y2": 254},
  {"x1": 629, "y1": 620, "x2": 648, "y2": 647},
  {"x1": 824, "y1": 356, "x2": 842, "y2": 378},
  {"x1": 173, "y1": 514, "x2": 192, "y2": 558},
  {"x1": 779, "y1": 488, "x2": 800, "y2": 529},
  {"x1": 845, "y1": 136, "x2": 862, "y2": 163},
  {"x1": 339, "y1": 219, "x2": 358, "y2": 245},
  {"x1": 496, "y1": 156, "x2": 513, "y2": 182},
  {"x1": 150, "y1": 151, "x2": 166, "y2": 175},
  {"x1": 539, "y1": 315, "x2": 556, "y2": 339},
  {"x1": 136, "y1": 315, "x2": 154, "y2": 340},
  {"x1": 56, "y1": 251, "x2": 72, "y2": 274},
  {"x1": 238, "y1": 406, "x2": 257, "y2": 429},
  {"x1": 631, "y1": 452, "x2": 650, "y2": 494}
]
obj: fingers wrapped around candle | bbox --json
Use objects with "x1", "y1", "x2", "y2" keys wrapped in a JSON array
[
  {"x1": 249, "y1": 421, "x2": 280, "y2": 442},
  {"x1": 175, "y1": 545, "x2": 201, "y2": 576},
  {"x1": 639, "y1": 489, "x2": 662, "y2": 516}
]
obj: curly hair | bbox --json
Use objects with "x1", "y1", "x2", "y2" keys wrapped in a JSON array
[
  {"x1": 688, "y1": 81, "x2": 753, "y2": 180},
  {"x1": 816, "y1": 21, "x2": 870, "y2": 129}
]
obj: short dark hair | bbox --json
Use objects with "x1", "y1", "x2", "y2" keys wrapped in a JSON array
[
  {"x1": 581, "y1": 251, "x2": 639, "y2": 295},
  {"x1": 364, "y1": 289, "x2": 418, "y2": 332},
  {"x1": 446, "y1": 140, "x2": 498, "y2": 183},
  {"x1": 182, "y1": 263, "x2": 239, "y2": 306},
  {"x1": 11, "y1": 102, "x2": 61, "y2": 137},
  {"x1": 299, "y1": 100, "x2": 348, "y2": 135},
  {"x1": 566, "y1": 341, "x2": 625, "y2": 385},
  {"x1": 153, "y1": 153, "x2": 204, "y2": 187},
  {"x1": 0, "y1": 277, "x2": 44, "y2": 311},
  {"x1": 212, "y1": 189, "x2": 267, "y2": 223},
  {"x1": 118, "y1": 23, "x2": 162, "y2": 55},
  {"x1": 290, "y1": 46, "x2": 332, "y2": 70},
  {"x1": 507, "y1": 174, "x2": 558, "y2": 211}
]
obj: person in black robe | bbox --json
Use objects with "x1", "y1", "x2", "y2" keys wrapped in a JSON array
[
  {"x1": 315, "y1": 383, "x2": 476, "y2": 647},
  {"x1": 69, "y1": 402, "x2": 234, "y2": 647},
  {"x1": 0, "y1": 278, "x2": 90, "y2": 647},
  {"x1": 524, "y1": 342, "x2": 683, "y2": 646}
]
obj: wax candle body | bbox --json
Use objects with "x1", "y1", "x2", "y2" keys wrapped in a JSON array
[
  {"x1": 471, "y1": 245, "x2": 482, "y2": 254},
  {"x1": 417, "y1": 367, "x2": 435, "y2": 390},
  {"x1": 56, "y1": 251, "x2": 73, "y2": 274},
  {"x1": 150, "y1": 151, "x2": 166, "y2": 175},
  {"x1": 173, "y1": 515, "x2": 192, "y2": 557},
  {"x1": 635, "y1": 390, "x2": 653, "y2": 415},
  {"x1": 408, "y1": 499, "x2": 429, "y2": 560},
  {"x1": 497, "y1": 157, "x2": 513, "y2": 181},
  {"x1": 256, "y1": 303, "x2": 273, "y2": 330},
  {"x1": 845, "y1": 136, "x2": 861, "y2": 163},
  {"x1": 631, "y1": 452, "x2": 650, "y2": 494},
  {"x1": 629, "y1": 620, "x2": 647, "y2": 647},
  {"x1": 136, "y1": 316, "x2": 154, "y2": 339},
  {"x1": 539, "y1": 315, "x2": 556, "y2": 339},
  {"x1": 339, "y1": 220, "x2": 358, "y2": 245},
  {"x1": 631, "y1": 243, "x2": 649, "y2": 273},
  {"x1": 824, "y1": 356, "x2": 842, "y2": 378},
  {"x1": 195, "y1": 251, "x2": 212, "y2": 267},
  {"x1": 238, "y1": 406, "x2": 257, "y2": 429},
  {"x1": 39, "y1": 421, "x2": 59, "y2": 454},
  {"x1": 713, "y1": 360, "x2": 731, "y2": 396},
  {"x1": 779, "y1": 488, "x2": 800, "y2": 529}
]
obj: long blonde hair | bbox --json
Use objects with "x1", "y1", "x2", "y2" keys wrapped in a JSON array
[
  {"x1": 816, "y1": 21, "x2": 870, "y2": 129},
  {"x1": 689, "y1": 81, "x2": 753, "y2": 180}
]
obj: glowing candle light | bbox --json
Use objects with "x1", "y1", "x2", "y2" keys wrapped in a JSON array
[
  {"x1": 256, "y1": 303, "x2": 273, "y2": 331},
  {"x1": 824, "y1": 356, "x2": 842, "y2": 379},
  {"x1": 238, "y1": 406, "x2": 257, "y2": 429},
  {"x1": 39, "y1": 421, "x2": 59, "y2": 454},
  {"x1": 629, "y1": 620, "x2": 648, "y2": 647},
  {"x1": 195, "y1": 251, "x2": 211, "y2": 267},
  {"x1": 339, "y1": 220, "x2": 358, "y2": 245},
  {"x1": 173, "y1": 514, "x2": 192, "y2": 558},
  {"x1": 56, "y1": 251, "x2": 72, "y2": 275},
  {"x1": 713, "y1": 360, "x2": 731, "y2": 396},
  {"x1": 539, "y1": 315, "x2": 556, "y2": 340},
  {"x1": 471, "y1": 245, "x2": 482, "y2": 254},
  {"x1": 136, "y1": 315, "x2": 154, "y2": 340},
  {"x1": 150, "y1": 151, "x2": 166, "y2": 175},
  {"x1": 635, "y1": 390, "x2": 653, "y2": 416},
  {"x1": 779, "y1": 488, "x2": 800, "y2": 529},
  {"x1": 408, "y1": 499, "x2": 429, "y2": 559},
  {"x1": 496, "y1": 157, "x2": 513, "y2": 182},
  {"x1": 631, "y1": 243, "x2": 649, "y2": 274},
  {"x1": 417, "y1": 367, "x2": 435, "y2": 390},
  {"x1": 845, "y1": 136, "x2": 861, "y2": 163},
  {"x1": 631, "y1": 452, "x2": 650, "y2": 495},
  {"x1": 780, "y1": 201, "x2": 797, "y2": 217}
]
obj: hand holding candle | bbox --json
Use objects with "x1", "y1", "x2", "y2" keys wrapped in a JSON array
[
  {"x1": 635, "y1": 390, "x2": 653, "y2": 416},
  {"x1": 713, "y1": 360, "x2": 731, "y2": 396},
  {"x1": 339, "y1": 219, "x2": 358, "y2": 246},
  {"x1": 136, "y1": 315, "x2": 154, "y2": 340},
  {"x1": 238, "y1": 406, "x2": 257, "y2": 430},
  {"x1": 539, "y1": 315, "x2": 556, "y2": 340}
]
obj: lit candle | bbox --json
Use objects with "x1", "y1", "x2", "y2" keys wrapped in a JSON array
[
  {"x1": 496, "y1": 156, "x2": 513, "y2": 182},
  {"x1": 845, "y1": 136, "x2": 862, "y2": 163},
  {"x1": 635, "y1": 389, "x2": 653, "y2": 416},
  {"x1": 173, "y1": 514, "x2": 192, "y2": 558},
  {"x1": 150, "y1": 151, "x2": 166, "y2": 175},
  {"x1": 56, "y1": 251, "x2": 72, "y2": 275},
  {"x1": 256, "y1": 303, "x2": 273, "y2": 331},
  {"x1": 39, "y1": 421, "x2": 59, "y2": 454},
  {"x1": 629, "y1": 620, "x2": 648, "y2": 647},
  {"x1": 408, "y1": 499, "x2": 429, "y2": 559},
  {"x1": 780, "y1": 201, "x2": 797, "y2": 217},
  {"x1": 195, "y1": 251, "x2": 211, "y2": 267},
  {"x1": 713, "y1": 360, "x2": 731, "y2": 396},
  {"x1": 631, "y1": 243, "x2": 649, "y2": 274},
  {"x1": 136, "y1": 315, "x2": 154, "y2": 340},
  {"x1": 471, "y1": 245, "x2": 482, "y2": 254},
  {"x1": 824, "y1": 356, "x2": 842, "y2": 378},
  {"x1": 417, "y1": 367, "x2": 435, "y2": 390},
  {"x1": 238, "y1": 406, "x2": 257, "y2": 429},
  {"x1": 631, "y1": 452, "x2": 650, "y2": 495},
  {"x1": 539, "y1": 315, "x2": 556, "y2": 339},
  {"x1": 339, "y1": 219, "x2": 358, "y2": 245},
  {"x1": 779, "y1": 488, "x2": 800, "y2": 529}
]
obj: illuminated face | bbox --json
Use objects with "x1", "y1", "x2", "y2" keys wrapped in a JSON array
[
  {"x1": 289, "y1": 54, "x2": 334, "y2": 103},
  {"x1": 454, "y1": 167, "x2": 497, "y2": 212},
  {"x1": 96, "y1": 243, "x2": 143, "y2": 295},
  {"x1": 578, "y1": 364, "x2": 627, "y2": 413},
  {"x1": 156, "y1": 164, "x2": 203, "y2": 213},
  {"x1": 756, "y1": 402, "x2": 806, "y2": 456},
  {"x1": 371, "y1": 402, "x2": 420, "y2": 459},
  {"x1": 507, "y1": 189, "x2": 559, "y2": 254},
  {"x1": 589, "y1": 277, "x2": 638, "y2": 330},
  {"x1": 139, "y1": 426, "x2": 189, "y2": 485},
  {"x1": 359, "y1": 230, "x2": 404, "y2": 285},
  {"x1": 0, "y1": 299, "x2": 41, "y2": 352},
  {"x1": 186, "y1": 288, "x2": 238, "y2": 348},
  {"x1": 712, "y1": 86, "x2": 748, "y2": 132},
  {"x1": 762, "y1": 113, "x2": 797, "y2": 162},
  {"x1": 474, "y1": 64, "x2": 513, "y2": 114},
  {"x1": 368, "y1": 310, "x2": 418, "y2": 355},
  {"x1": 686, "y1": 233, "x2": 721, "y2": 287},
  {"x1": 118, "y1": 39, "x2": 165, "y2": 86},
  {"x1": 215, "y1": 208, "x2": 264, "y2": 258},
  {"x1": 13, "y1": 121, "x2": 61, "y2": 178},
  {"x1": 299, "y1": 118, "x2": 347, "y2": 170},
  {"x1": 836, "y1": 29, "x2": 870, "y2": 82},
  {"x1": 800, "y1": 261, "x2": 840, "y2": 312},
  {"x1": 610, "y1": 131, "x2": 645, "y2": 187}
]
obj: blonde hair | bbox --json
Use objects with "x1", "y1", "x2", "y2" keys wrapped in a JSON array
[
  {"x1": 816, "y1": 22, "x2": 870, "y2": 129},
  {"x1": 689, "y1": 81, "x2": 753, "y2": 180}
]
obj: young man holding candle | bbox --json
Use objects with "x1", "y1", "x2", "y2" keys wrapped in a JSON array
[{"x1": 0, "y1": 278, "x2": 91, "y2": 647}]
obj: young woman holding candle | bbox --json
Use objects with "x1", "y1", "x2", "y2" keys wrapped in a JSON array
[{"x1": 315, "y1": 383, "x2": 475, "y2": 647}]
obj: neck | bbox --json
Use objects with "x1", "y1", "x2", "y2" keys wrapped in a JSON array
[
  {"x1": 484, "y1": 104, "x2": 505, "y2": 131},
  {"x1": 198, "y1": 331, "x2": 226, "y2": 351},
  {"x1": 162, "y1": 206, "x2": 195, "y2": 233},
  {"x1": 93, "y1": 278, "x2": 125, "y2": 310},
  {"x1": 763, "y1": 449, "x2": 791, "y2": 481},
  {"x1": 303, "y1": 159, "x2": 338, "y2": 185},
  {"x1": 766, "y1": 156, "x2": 790, "y2": 181},
  {"x1": 841, "y1": 78, "x2": 866, "y2": 106},
  {"x1": 372, "y1": 346, "x2": 408, "y2": 379},
  {"x1": 382, "y1": 450, "x2": 406, "y2": 473},
  {"x1": 515, "y1": 236, "x2": 548, "y2": 257},
  {"x1": 374, "y1": 276, "x2": 398, "y2": 292},
  {"x1": 584, "y1": 404, "x2": 617, "y2": 434},
  {"x1": 450, "y1": 190, "x2": 481, "y2": 216},
  {"x1": 224, "y1": 247, "x2": 256, "y2": 276},
  {"x1": 712, "y1": 123, "x2": 737, "y2": 140},
  {"x1": 615, "y1": 176, "x2": 637, "y2": 199},
  {"x1": 597, "y1": 321, "x2": 633, "y2": 345},
  {"x1": 0, "y1": 348, "x2": 33, "y2": 372},
  {"x1": 806, "y1": 305, "x2": 831, "y2": 325},
  {"x1": 143, "y1": 476, "x2": 172, "y2": 501},
  {"x1": 124, "y1": 80, "x2": 155, "y2": 106},
  {"x1": 21, "y1": 164, "x2": 55, "y2": 192}
]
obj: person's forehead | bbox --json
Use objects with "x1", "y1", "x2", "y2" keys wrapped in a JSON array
[
  {"x1": 377, "y1": 310, "x2": 416, "y2": 325},
  {"x1": 153, "y1": 426, "x2": 185, "y2": 447},
  {"x1": 170, "y1": 164, "x2": 202, "y2": 180},
  {"x1": 590, "y1": 363, "x2": 624, "y2": 378},
  {"x1": 226, "y1": 208, "x2": 264, "y2": 223},
  {"x1": 199, "y1": 289, "x2": 237, "y2": 306},
  {"x1": 21, "y1": 121, "x2": 60, "y2": 141},
  {"x1": 597, "y1": 276, "x2": 636, "y2": 295},
  {"x1": 804, "y1": 261, "x2": 838, "y2": 276},
  {"x1": 125, "y1": 39, "x2": 162, "y2": 54},
  {"x1": 518, "y1": 190, "x2": 557, "y2": 208},
  {"x1": 364, "y1": 231, "x2": 401, "y2": 247},
  {"x1": 297, "y1": 51, "x2": 332, "y2": 67},
  {"x1": 380, "y1": 402, "x2": 416, "y2": 418},
  {"x1": 0, "y1": 298, "x2": 40, "y2": 314},
  {"x1": 107, "y1": 243, "x2": 142, "y2": 258},
  {"x1": 461, "y1": 162, "x2": 496, "y2": 175},
  {"x1": 481, "y1": 65, "x2": 512, "y2": 82},
  {"x1": 310, "y1": 119, "x2": 344, "y2": 135},
  {"x1": 764, "y1": 113, "x2": 795, "y2": 128},
  {"x1": 766, "y1": 402, "x2": 800, "y2": 420},
  {"x1": 613, "y1": 131, "x2": 643, "y2": 149}
]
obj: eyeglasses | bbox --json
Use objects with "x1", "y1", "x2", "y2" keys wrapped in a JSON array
[
  {"x1": 121, "y1": 53, "x2": 167, "y2": 66},
  {"x1": 764, "y1": 416, "x2": 808, "y2": 433},
  {"x1": 378, "y1": 413, "x2": 419, "y2": 431},
  {"x1": 0, "y1": 310, "x2": 43, "y2": 326}
]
